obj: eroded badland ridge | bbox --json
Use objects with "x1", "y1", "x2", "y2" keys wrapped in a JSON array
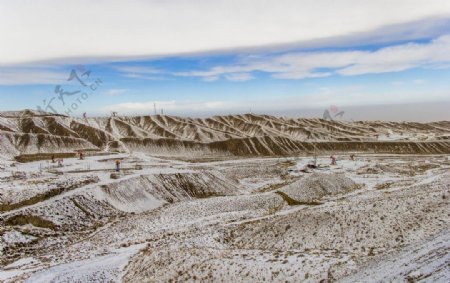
[{"x1": 1, "y1": 110, "x2": 450, "y2": 160}]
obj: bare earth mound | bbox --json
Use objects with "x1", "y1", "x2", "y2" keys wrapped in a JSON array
[{"x1": 278, "y1": 172, "x2": 359, "y2": 203}]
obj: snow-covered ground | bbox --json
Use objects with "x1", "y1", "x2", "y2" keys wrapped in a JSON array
[
  {"x1": 25, "y1": 244, "x2": 146, "y2": 283},
  {"x1": 1, "y1": 152, "x2": 449, "y2": 282}
]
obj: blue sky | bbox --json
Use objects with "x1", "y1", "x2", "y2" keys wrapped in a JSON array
[{"x1": 0, "y1": 0, "x2": 449, "y2": 120}]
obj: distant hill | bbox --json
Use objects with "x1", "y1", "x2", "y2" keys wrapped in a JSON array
[{"x1": 1, "y1": 110, "x2": 449, "y2": 160}]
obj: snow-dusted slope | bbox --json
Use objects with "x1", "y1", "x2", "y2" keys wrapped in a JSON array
[
  {"x1": 1, "y1": 110, "x2": 449, "y2": 159},
  {"x1": 1, "y1": 153, "x2": 449, "y2": 282},
  {"x1": 1, "y1": 111, "x2": 449, "y2": 282}
]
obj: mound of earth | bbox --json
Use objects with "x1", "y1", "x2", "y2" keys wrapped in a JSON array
[
  {"x1": 278, "y1": 173, "x2": 359, "y2": 203},
  {"x1": 97, "y1": 172, "x2": 241, "y2": 213}
]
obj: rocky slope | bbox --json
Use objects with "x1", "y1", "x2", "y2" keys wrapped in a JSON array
[
  {"x1": 0, "y1": 110, "x2": 450, "y2": 161},
  {"x1": 1, "y1": 110, "x2": 450, "y2": 159}
]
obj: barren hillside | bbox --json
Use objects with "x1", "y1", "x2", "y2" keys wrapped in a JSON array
[
  {"x1": 1, "y1": 110, "x2": 449, "y2": 159},
  {"x1": 1, "y1": 152, "x2": 448, "y2": 282},
  {"x1": 1, "y1": 113, "x2": 449, "y2": 282}
]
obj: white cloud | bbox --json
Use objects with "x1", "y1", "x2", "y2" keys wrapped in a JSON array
[
  {"x1": 114, "y1": 66, "x2": 166, "y2": 80},
  {"x1": 177, "y1": 35, "x2": 450, "y2": 80},
  {"x1": 3, "y1": 35, "x2": 449, "y2": 84},
  {"x1": 337, "y1": 37, "x2": 450, "y2": 75},
  {"x1": 224, "y1": 73, "x2": 254, "y2": 82},
  {"x1": 202, "y1": 76, "x2": 219, "y2": 82},
  {"x1": 114, "y1": 66, "x2": 162, "y2": 75},
  {"x1": 0, "y1": 67, "x2": 67, "y2": 85},
  {"x1": 174, "y1": 66, "x2": 255, "y2": 81},
  {"x1": 103, "y1": 89, "x2": 127, "y2": 96},
  {"x1": 1, "y1": 0, "x2": 450, "y2": 65}
]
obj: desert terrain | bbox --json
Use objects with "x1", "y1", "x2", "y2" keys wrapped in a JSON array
[{"x1": 0, "y1": 110, "x2": 449, "y2": 282}]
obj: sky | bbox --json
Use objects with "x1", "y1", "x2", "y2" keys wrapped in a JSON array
[{"x1": 0, "y1": 0, "x2": 450, "y2": 121}]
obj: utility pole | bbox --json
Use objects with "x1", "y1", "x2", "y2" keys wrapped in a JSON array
[
  {"x1": 154, "y1": 102, "x2": 157, "y2": 115},
  {"x1": 307, "y1": 131, "x2": 317, "y2": 167},
  {"x1": 313, "y1": 142, "x2": 317, "y2": 167}
]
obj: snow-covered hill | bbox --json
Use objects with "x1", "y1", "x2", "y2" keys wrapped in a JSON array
[
  {"x1": 0, "y1": 111, "x2": 449, "y2": 282},
  {"x1": 1, "y1": 110, "x2": 450, "y2": 159}
]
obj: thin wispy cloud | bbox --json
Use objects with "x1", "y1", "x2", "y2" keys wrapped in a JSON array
[
  {"x1": 175, "y1": 35, "x2": 450, "y2": 81},
  {"x1": 114, "y1": 65, "x2": 166, "y2": 80},
  {"x1": 0, "y1": 67, "x2": 67, "y2": 85},
  {"x1": 6, "y1": 34, "x2": 448, "y2": 85},
  {"x1": 103, "y1": 88, "x2": 127, "y2": 96},
  {"x1": 224, "y1": 73, "x2": 254, "y2": 82},
  {"x1": 114, "y1": 66, "x2": 162, "y2": 75}
]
